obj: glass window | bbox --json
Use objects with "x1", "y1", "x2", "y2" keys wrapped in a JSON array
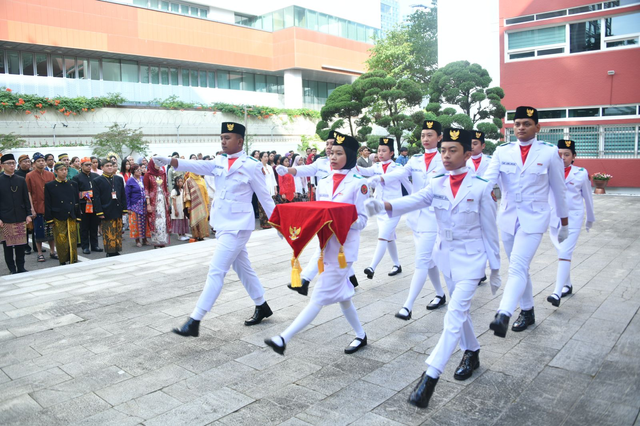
[
  {"x1": 294, "y1": 6, "x2": 306, "y2": 27},
  {"x1": 538, "y1": 109, "x2": 567, "y2": 119},
  {"x1": 217, "y1": 70, "x2": 229, "y2": 89},
  {"x1": 190, "y1": 7, "x2": 198, "y2": 16},
  {"x1": 263, "y1": 13, "x2": 273, "y2": 31},
  {"x1": 307, "y1": 10, "x2": 318, "y2": 31},
  {"x1": 200, "y1": 9, "x2": 207, "y2": 18},
  {"x1": 327, "y1": 82, "x2": 337, "y2": 96},
  {"x1": 150, "y1": 66, "x2": 159, "y2": 84},
  {"x1": 170, "y1": 68, "x2": 178, "y2": 85},
  {"x1": 199, "y1": 70, "x2": 206, "y2": 87},
  {"x1": 140, "y1": 65, "x2": 149, "y2": 83},
  {"x1": 348, "y1": 21, "x2": 357, "y2": 40},
  {"x1": 52, "y1": 54, "x2": 63, "y2": 78},
  {"x1": 122, "y1": 60, "x2": 138, "y2": 82},
  {"x1": 160, "y1": 1, "x2": 169, "y2": 11},
  {"x1": 507, "y1": 112, "x2": 515, "y2": 121},
  {"x1": 318, "y1": 13, "x2": 329, "y2": 33},
  {"x1": 255, "y1": 74, "x2": 266, "y2": 92},
  {"x1": 570, "y1": 126, "x2": 599, "y2": 157},
  {"x1": 603, "y1": 126, "x2": 636, "y2": 156},
  {"x1": 284, "y1": 6, "x2": 294, "y2": 28},
  {"x1": 570, "y1": 20, "x2": 601, "y2": 53},
  {"x1": 568, "y1": 107, "x2": 600, "y2": 117},
  {"x1": 537, "y1": 128, "x2": 564, "y2": 144},
  {"x1": 317, "y1": 81, "x2": 328, "y2": 99},
  {"x1": 606, "y1": 39, "x2": 639, "y2": 47},
  {"x1": 229, "y1": 72, "x2": 242, "y2": 90},
  {"x1": 36, "y1": 54, "x2": 47, "y2": 76},
  {"x1": 133, "y1": 0, "x2": 147, "y2": 6},
  {"x1": 181, "y1": 4, "x2": 189, "y2": 15},
  {"x1": 7, "y1": 51, "x2": 20, "y2": 75},
  {"x1": 207, "y1": 71, "x2": 215, "y2": 87},
  {"x1": 339, "y1": 19, "x2": 348, "y2": 37},
  {"x1": 536, "y1": 10, "x2": 566, "y2": 20},
  {"x1": 328, "y1": 16, "x2": 339, "y2": 36},
  {"x1": 21, "y1": 52, "x2": 34, "y2": 76},
  {"x1": 149, "y1": 0, "x2": 158, "y2": 8},
  {"x1": 90, "y1": 59, "x2": 100, "y2": 80},
  {"x1": 278, "y1": 76, "x2": 284, "y2": 94},
  {"x1": 606, "y1": 12, "x2": 640, "y2": 37},
  {"x1": 190, "y1": 69, "x2": 198, "y2": 86},
  {"x1": 0, "y1": 50, "x2": 4, "y2": 74},
  {"x1": 171, "y1": 3, "x2": 179, "y2": 12},
  {"x1": 569, "y1": 4, "x2": 602, "y2": 14},
  {"x1": 505, "y1": 15, "x2": 534, "y2": 25},
  {"x1": 65, "y1": 57, "x2": 76, "y2": 78},
  {"x1": 160, "y1": 67, "x2": 169, "y2": 84},
  {"x1": 604, "y1": 0, "x2": 638, "y2": 8},
  {"x1": 102, "y1": 59, "x2": 121, "y2": 81},
  {"x1": 602, "y1": 106, "x2": 636, "y2": 116},
  {"x1": 510, "y1": 51, "x2": 536, "y2": 59},
  {"x1": 77, "y1": 58, "x2": 89, "y2": 79},
  {"x1": 181, "y1": 68, "x2": 189, "y2": 86},
  {"x1": 243, "y1": 73, "x2": 255, "y2": 91},
  {"x1": 537, "y1": 47, "x2": 564, "y2": 56},
  {"x1": 508, "y1": 26, "x2": 565, "y2": 50},
  {"x1": 266, "y1": 75, "x2": 277, "y2": 93},
  {"x1": 273, "y1": 9, "x2": 284, "y2": 31}
]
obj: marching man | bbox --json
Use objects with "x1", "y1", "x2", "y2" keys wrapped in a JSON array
[
  {"x1": 154, "y1": 122, "x2": 277, "y2": 336},
  {"x1": 547, "y1": 139, "x2": 595, "y2": 306},
  {"x1": 365, "y1": 128, "x2": 501, "y2": 408},
  {"x1": 467, "y1": 130, "x2": 491, "y2": 177},
  {"x1": 484, "y1": 106, "x2": 569, "y2": 337}
]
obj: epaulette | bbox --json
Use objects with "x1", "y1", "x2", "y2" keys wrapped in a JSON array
[
  {"x1": 475, "y1": 176, "x2": 488, "y2": 182},
  {"x1": 486, "y1": 155, "x2": 492, "y2": 158},
  {"x1": 541, "y1": 142, "x2": 555, "y2": 147},
  {"x1": 221, "y1": 153, "x2": 228, "y2": 157},
  {"x1": 353, "y1": 174, "x2": 363, "y2": 179},
  {"x1": 497, "y1": 142, "x2": 510, "y2": 148},
  {"x1": 248, "y1": 156, "x2": 259, "y2": 162},
  {"x1": 413, "y1": 154, "x2": 422, "y2": 157},
  {"x1": 579, "y1": 168, "x2": 585, "y2": 171},
  {"x1": 433, "y1": 173, "x2": 445, "y2": 178}
]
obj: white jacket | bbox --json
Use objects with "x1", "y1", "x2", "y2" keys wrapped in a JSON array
[
  {"x1": 466, "y1": 153, "x2": 491, "y2": 177},
  {"x1": 550, "y1": 164, "x2": 595, "y2": 230},
  {"x1": 356, "y1": 160, "x2": 413, "y2": 199}
]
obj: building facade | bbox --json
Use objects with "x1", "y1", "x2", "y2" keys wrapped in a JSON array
[{"x1": 500, "y1": 0, "x2": 640, "y2": 187}]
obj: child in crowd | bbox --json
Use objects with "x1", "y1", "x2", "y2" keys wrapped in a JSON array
[{"x1": 171, "y1": 176, "x2": 190, "y2": 241}]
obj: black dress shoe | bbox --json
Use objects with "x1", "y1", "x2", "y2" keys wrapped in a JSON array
[
  {"x1": 388, "y1": 265, "x2": 402, "y2": 276},
  {"x1": 395, "y1": 308, "x2": 412, "y2": 321},
  {"x1": 172, "y1": 317, "x2": 200, "y2": 337},
  {"x1": 512, "y1": 308, "x2": 535, "y2": 332},
  {"x1": 478, "y1": 275, "x2": 487, "y2": 286},
  {"x1": 17, "y1": 268, "x2": 28, "y2": 273},
  {"x1": 408, "y1": 372, "x2": 439, "y2": 408},
  {"x1": 345, "y1": 335, "x2": 367, "y2": 354},
  {"x1": 454, "y1": 349, "x2": 480, "y2": 381},
  {"x1": 547, "y1": 293, "x2": 560, "y2": 307},
  {"x1": 82, "y1": 248, "x2": 91, "y2": 255},
  {"x1": 24, "y1": 249, "x2": 32, "y2": 255},
  {"x1": 561, "y1": 285, "x2": 572, "y2": 297},
  {"x1": 426, "y1": 295, "x2": 446, "y2": 310},
  {"x1": 92, "y1": 247, "x2": 104, "y2": 252},
  {"x1": 244, "y1": 302, "x2": 273, "y2": 326},
  {"x1": 264, "y1": 336, "x2": 286, "y2": 355},
  {"x1": 350, "y1": 275, "x2": 359, "y2": 288},
  {"x1": 364, "y1": 267, "x2": 374, "y2": 279},
  {"x1": 288, "y1": 279, "x2": 310, "y2": 296},
  {"x1": 489, "y1": 313, "x2": 510, "y2": 338}
]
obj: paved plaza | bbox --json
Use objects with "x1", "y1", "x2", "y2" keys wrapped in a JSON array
[{"x1": 0, "y1": 195, "x2": 639, "y2": 425}]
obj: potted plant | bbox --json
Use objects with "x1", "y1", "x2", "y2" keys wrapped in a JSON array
[{"x1": 592, "y1": 172, "x2": 612, "y2": 194}]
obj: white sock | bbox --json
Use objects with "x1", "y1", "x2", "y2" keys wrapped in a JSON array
[
  {"x1": 426, "y1": 365, "x2": 441, "y2": 379},
  {"x1": 403, "y1": 268, "x2": 429, "y2": 311},
  {"x1": 340, "y1": 300, "x2": 366, "y2": 339},
  {"x1": 554, "y1": 260, "x2": 571, "y2": 297},
  {"x1": 280, "y1": 302, "x2": 323, "y2": 344},
  {"x1": 190, "y1": 307, "x2": 207, "y2": 321},
  {"x1": 253, "y1": 295, "x2": 266, "y2": 306},
  {"x1": 269, "y1": 335, "x2": 285, "y2": 347},
  {"x1": 429, "y1": 266, "x2": 444, "y2": 297},
  {"x1": 388, "y1": 240, "x2": 400, "y2": 266},
  {"x1": 370, "y1": 240, "x2": 387, "y2": 270}
]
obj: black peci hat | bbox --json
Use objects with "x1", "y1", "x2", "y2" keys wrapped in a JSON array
[
  {"x1": 472, "y1": 130, "x2": 485, "y2": 143},
  {"x1": 221, "y1": 122, "x2": 245, "y2": 137},
  {"x1": 514, "y1": 106, "x2": 539, "y2": 123},
  {"x1": 422, "y1": 120, "x2": 442, "y2": 135},
  {"x1": 442, "y1": 128, "x2": 472, "y2": 151},
  {"x1": 379, "y1": 137, "x2": 395, "y2": 150},
  {"x1": 557, "y1": 139, "x2": 576, "y2": 154}
]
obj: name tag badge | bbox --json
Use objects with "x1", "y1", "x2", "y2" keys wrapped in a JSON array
[
  {"x1": 434, "y1": 194, "x2": 447, "y2": 200},
  {"x1": 467, "y1": 199, "x2": 474, "y2": 202},
  {"x1": 537, "y1": 163, "x2": 543, "y2": 166},
  {"x1": 502, "y1": 161, "x2": 516, "y2": 166},
  {"x1": 569, "y1": 182, "x2": 575, "y2": 185},
  {"x1": 111, "y1": 191, "x2": 118, "y2": 199}
]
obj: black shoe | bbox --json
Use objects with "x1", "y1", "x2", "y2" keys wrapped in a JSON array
[
  {"x1": 172, "y1": 317, "x2": 200, "y2": 337},
  {"x1": 288, "y1": 279, "x2": 309, "y2": 296},
  {"x1": 244, "y1": 302, "x2": 273, "y2": 326},
  {"x1": 50, "y1": 253, "x2": 58, "y2": 260},
  {"x1": 512, "y1": 308, "x2": 535, "y2": 332},
  {"x1": 350, "y1": 275, "x2": 359, "y2": 288},
  {"x1": 82, "y1": 248, "x2": 91, "y2": 255},
  {"x1": 364, "y1": 267, "x2": 374, "y2": 279},
  {"x1": 478, "y1": 275, "x2": 487, "y2": 286},
  {"x1": 426, "y1": 295, "x2": 446, "y2": 310},
  {"x1": 17, "y1": 268, "x2": 28, "y2": 273},
  {"x1": 264, "y1": 336, "x2": 286, "y2": 355},
  {"x1": 547, "y1": 293, "x2": 561, "y2": 307},
  {"x1": 388, "y1": 265, "x2": 402, "y2": 276},
  {"x1": 561, "y1": 285, "x2": 572, "y2": 297},
  {"x1": 345, "y1": 335, "x2": 367, "y2": 354},
  {"x1": 408, "y1": 372, "x2": 439, "y2": 408},
  {"x1": 489, "y1": 313, "x2": 510, "y2": 338},
  {"x1": 24, "y1": 249, "x2": 32, "y2": 255},
  {"x1": 454, "y1": 349, "x2": 480, "y2": 381},
  {"x1": 395, "y1": 308, "x2": 412, "y2": 321},
  {"x1": 92, "y1": 247, "x2": 103, "y2": 252}
]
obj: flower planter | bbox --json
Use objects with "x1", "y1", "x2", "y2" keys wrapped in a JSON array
[{"x1": 593, "y1": 179, "x2": 608, "y2": 194}]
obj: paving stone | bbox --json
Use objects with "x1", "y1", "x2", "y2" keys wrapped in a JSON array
[
  {"x1": 114, "y1": 390, "x2": 182, "y2": 419},
  {"x1": 362, "y1": 350, "x2": 426, "y2": 391},
  {"x1": 0, "y1": 367, "x2": 72, "y2": 403},
  {"x1": 548, "y1": 339, "x2": 611, "y2": 376},
  {"x1": 69, "y1": 408, "x2": 144, "y2": 426},
  {"x1": 0, "y1": 394, "x2": 42, "y2": 423},
  {"x1": 564, "y1": 396, "x2": 639, "y2": 426}
]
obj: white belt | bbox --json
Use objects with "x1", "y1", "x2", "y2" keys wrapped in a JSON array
[{"x1": 438, "y1": 229, "x2": 482, "y2": 241}]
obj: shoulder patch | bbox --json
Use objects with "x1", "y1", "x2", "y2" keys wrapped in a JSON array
[
  {"x1": 221, "y1": 153, "x2": 228, "y2": 157},
  {"x1": 413, "y1": 154, "x2": 422, "y2": 157},
  {"x1": 353, "y1": 174, "x2": 363, "y2": 179},
  {"x1": 486, "y1": 155, "x2": 492, "y2": 158},
  {"x1": 498, "y1": 142, "x2": 511, "y2": 147},
  {"x1": 360, "y1": 184, "x2": 368, "y2": 195},
  {"x1": 433, "y1": 174, "x2": 445, "y2": 178},
  {"x1": 475, "y1": 176, "x2": 488, "y2": 182},
  {"x1": 579, "y1": 168, "x2": 585, "y2": 171},
  {"x1": 543, "y1": 142, "x2": 555, "y2": 147},
  {"x1": 248, "y1": 156, "x2": 259, "y2": 162}
]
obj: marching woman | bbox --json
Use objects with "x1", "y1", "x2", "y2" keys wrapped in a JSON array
[
  {"x1": 547, "y1": 139, "x2": 595, "y2": 306},
  {"x1": 265, "y1": 132, "x2": 369, "y2": 355},
  {"x1": 357, "y1": 137, "x2": 412, "y2": 278}
]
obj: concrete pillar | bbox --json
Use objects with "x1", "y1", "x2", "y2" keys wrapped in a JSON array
[{"x1": 284, "y1": 69, "x2": 303, "y2": 109}]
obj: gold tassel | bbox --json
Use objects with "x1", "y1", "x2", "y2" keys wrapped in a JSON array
[
  {"x1": 317, "y1": 249, "x2": 324, "y2": 274},
  {"x1": 338, "y1": 246, "x2": 347, "y2": 269},
  {"x1": 291, "y1": 257, "x2": 302, "y2": 288}
]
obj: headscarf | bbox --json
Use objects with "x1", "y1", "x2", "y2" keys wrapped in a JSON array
[
  {"x1": 146, "y1": 158, "x2": 163, "y2": 177},
  {"x1": 32, "y1": 152, "x2": 44, "y2": 161}
]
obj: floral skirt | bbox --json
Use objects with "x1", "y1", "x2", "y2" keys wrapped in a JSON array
[
  {"x1": 53, "y1": 218, "x2": 78, "y2": 265},
  {"x1": 0, "y1": 222, "x2": 27, "y2": 247},
  {"x1": 102, "y1": 218, "x2": 123, "y2": 254},
  {"x1": 129, "y1": 212, "x2": 150, "y2": 239}
]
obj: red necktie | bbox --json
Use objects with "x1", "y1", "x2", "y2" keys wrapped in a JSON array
[
  {"x1": 424, "y1": 152, "x2": 436, "y2": 170},
  {"x1": 472, "y1": 156, "x2": 482, "y2": 170},
  {"x1": 520, "y1": 145, "x2": 532, "y2": 164},
  {"x1": 382, "y1": 162, "x2": 391, "y2": 173},
  {"x1": 450, "y1": 173, "x2": 467, "y2": 198},
  {"x1": 564, "y1": 166, "x2": 571, "y2": 179},
  {"x1": 228, "y1": 158, "x2": 238, "y2": 170},
  {"x1": 332, "y1": 173, "x2": 347, "y2": 195}
]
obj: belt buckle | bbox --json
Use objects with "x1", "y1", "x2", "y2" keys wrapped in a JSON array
[
  {"x1": 445, "y1": 229, "x2": 453, "y2": 241},
  {"x1": 516, "y1": 192, "x2": 522, "y2": 202}
]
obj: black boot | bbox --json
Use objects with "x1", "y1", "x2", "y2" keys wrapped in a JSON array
[
  {"x1": 512, "y1": 308, "x2": 535, "y2": 332},
  {"x1": 454, "y1": 349, "x2": 480, "y2": 380},
  {"x1": 172, "y1": 317, "x2": 200, "y2": 337},
  {"x1": 364, "y1": 267, "x2": 374, "y2": 279},
  {"x1": 489, "y1": 312, "x2": 510, "y2": 338},
  {"x1": 349, "y1": 275, "x2": 359, "y2": 288},
  {"x1": 287, "y1": 279, "x2": 310, "y2": 296},
  {"x1": 244, "y1": 302, "x2": 273, "y2": 326},
  {"x1": 408, "y1": 372, "x2": 439, "y2": 408}
]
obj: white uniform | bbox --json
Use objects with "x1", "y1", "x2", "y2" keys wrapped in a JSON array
[
  {"x1": 466, "y1": 153, "x2": 491, "y2": 177},
  {"x1": 483, "y1": 138, "x2": 568, "y2": 315},
  {"x1": 175, "y1": 152, "x2": 276, "y2": 314},
  {"x1": 389, "y1": 168, "x2": 500, "y2": 375}
]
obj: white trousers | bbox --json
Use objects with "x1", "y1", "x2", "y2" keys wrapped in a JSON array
[
  {"x1": 196, "y1": 230, "x2": 265, "y2": 312},
  {"x1": 413, "y1": 231, "x2": 437, "y2": 270},
  {"x1": 426, "y1": 277, "x2": 480, "y2": 374},
  {"x1": 301, "y1": 245, "x2": 355, "y2": 282},
  {"x1": 549, "y1": 226, "x2": 581, "y2": 260},
  {"x1": 498, "y1": 225, "x2": 543, "y2": 315}
]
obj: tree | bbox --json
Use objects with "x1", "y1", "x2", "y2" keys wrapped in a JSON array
[
  {"x1": 355, "y1": 70, "x2": 423, "y2": 152},
  {"x1": 91, "y1": 123, "x2": 148, "y2": 160},
  {"x1": 366, "y1": 5, "x2": 438, "y2": 92},
  {"x1": 317, "y1": 84, "x2": 372, "y2": 142},
  {"x1": 0, "y1": 133, "x2": 27, "y2": 152},
  {"x1": 428, "y1": 60, "x2": 506, "y2": 140}
]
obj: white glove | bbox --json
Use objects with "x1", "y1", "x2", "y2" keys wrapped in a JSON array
[
  {"x1": 153, "y1": 156, "x2": 171, "y2": 166},
  {"x1": 276, "y1": 165, "x2": 288, "y2": 176},
  {"x1": 585, "y1": 221, "x2": 594, "y2": 232},
  {"x1": 558, "y1": 225, "x2": 569, "y2": 243},
  {"x1": 490, "y1": 269, "x2": 501, "y2": 296},
  {"x1": 364, "y1": 199, "x2": 384, "y2": 217},
  {"x1": 368, "y1": 176, "x2": 382, "y2": 189}
]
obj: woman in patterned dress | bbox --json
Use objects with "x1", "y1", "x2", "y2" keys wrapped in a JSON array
[{"x1": 144, "y1": 158, "x2": 171, "y2": 247}]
